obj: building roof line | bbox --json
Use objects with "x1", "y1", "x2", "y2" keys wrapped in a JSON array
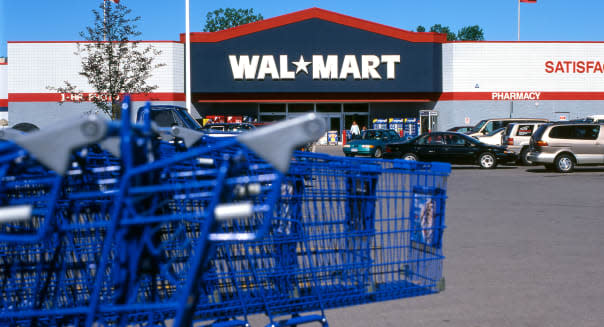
[{"x1": 180, "y1": 7, "x2": 446, "y2": 43}]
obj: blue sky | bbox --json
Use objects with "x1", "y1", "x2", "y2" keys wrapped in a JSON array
[{"x1": 2, "y1": 0, "x2": 604, "y2": 57}]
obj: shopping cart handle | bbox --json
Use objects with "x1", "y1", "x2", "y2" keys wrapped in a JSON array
[
  {"x1": 171, "y1": 126, "x2": 205, "y2": 148},
  {"x1": 0, "y1": 205, "x2": 32, "y2": 224},
  {"x1": 0, "y1": 128, "x2": 23, "y2": 142},
  {"x1": 99, "y1": 137, "x2": 122, "y2": 158},
  {"x1": 238, "y1": 113, "x2": 326, "y2": 173},
  {"x1": 13, "y1": 116, "x2": 111, "y2": 175}
]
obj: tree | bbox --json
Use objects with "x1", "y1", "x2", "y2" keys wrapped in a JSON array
[
  {"x1": 203, "y1": 8, "x2": 263, "y2": 32},
  {"x1": 430, "y1": 24, "x2": 457, "y2": 41},
  {"x1": 49, "y1": 1, "x2": 164, "y2": 119},
  {"x1": 457, "y1": 25, "x2": 485, "y2": 41},
  {"x1": 416, "y1": 25, "x2": 426, "y2": 32}
]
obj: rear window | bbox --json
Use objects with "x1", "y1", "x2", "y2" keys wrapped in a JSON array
[
  {"x1": 532, "y1": 124, "x2": 549, "y2": 142},
  {"x1": 150, "y1": 110, "x2": 177, "y2": 127},
  {"x1": 549, "y1": 125, "x2": 600, "y2": 140},
  {"x1": 516, "y1": 125, "x2": 534, "y2": 136}
]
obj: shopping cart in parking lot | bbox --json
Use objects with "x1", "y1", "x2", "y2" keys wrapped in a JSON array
[
  {"x1": 188, "y1": 153, "x2": 450, "y2": 327},
  {"x1": 0, "y1": 95, "x2": 450, "y2": 327},
  {"x1": 0, "y1": 97, "x2": 327, "y2": 327}
]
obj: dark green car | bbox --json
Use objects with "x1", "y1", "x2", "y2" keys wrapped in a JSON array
[{"x1": 343, "y1": 129, "x2": 401, "y2": 158}]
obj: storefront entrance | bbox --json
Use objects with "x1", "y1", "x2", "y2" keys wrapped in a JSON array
[
  {"x1": 420, "y1": 110, "x2": 439, "y2": 134},
  {"x1": 259, "y1": 103, "x2": 370, "y2": 139}
]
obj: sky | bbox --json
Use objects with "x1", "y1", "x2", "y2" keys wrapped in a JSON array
[{"x1": 2, "y1": 0, "x2": 604, "y2": 57}]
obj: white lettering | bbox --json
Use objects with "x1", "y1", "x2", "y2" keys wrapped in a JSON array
[
  {"x1": 491, "y1": 92, "x2": 542, "y2": 101},
  {"x1": 279, "y1": 55, "x2": 295, "y2": 80},
  {"x1": 361, "y1": 55, "x2": 381, "y2": 79},
  {"x1": 381, "y1": 55, "x2": 400, "y2": 80},
  {"x1": 312, "y1": 55, "x2": 338, "y2": 79},
  {"x1": 229, "y1": 55, "x2": 259, "y2": 80},
  {"x1": 257, "y1": 55, "x2": 279, "y2": 80},
  {"x1": 339, "y1": 55, "x2": 361, "y2": 80}
]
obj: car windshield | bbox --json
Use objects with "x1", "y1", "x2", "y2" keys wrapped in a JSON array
[
  {"x1": 361, "y1": 130, "x2": 383, "y2": 140},
  {"x1": 504, "y1": 124, "x2": 516, "y2": 136},
  {"x1": 484, "y1": 127, "x2": 505, "y2": 137},
  {"x1": 471, "y1": 120, "x2": 488, "y2": 133},
  {"x1": 177, "y1": 110, "x2": 202, "y2": 129}
]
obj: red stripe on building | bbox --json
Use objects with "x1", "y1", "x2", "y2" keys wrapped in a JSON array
[
  {"x1": 0, "y1": 100, "x2": 8, "y2": 107},
  {"x1": 182, "y1": 8, "x2": 446, "y2": 44},
  {"x1": 440, "y1": 92, "x2": 604, "y2": 101},
  {"x1": 8, "y1": 93, "x2": 185, "y2": 102}
]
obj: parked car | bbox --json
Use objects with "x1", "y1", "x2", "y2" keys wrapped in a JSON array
[
  {"x1": 585, "y1": 114, "x2": 604, "y2": 123},
  {"x1": 502, "y1": 122, "x2": 547, "y2": 165},
  {"x1": 136, "y1": 105, "x2": 203, "y2": 131},
  {"x1": 342, "y1": 129, "x2": 401, "y2": 158},
  {"x1": 447, "y1": 125, "x2": 474, "y2": 133},
  {"x1": 201, "y1": 123, "x2": 256, "y2": 137},
  {"x1": 475, "y1": 127, "x2": 506, "y2": 146},
  {"x1": 383, "y1": 132, "x2": 517, "y2": 169},
  {"x1": 201, "y1": 123, "x2": 256, "y2": 132},
  {"x1": 528, "y1": 122, "x2": 604, "y2": 173},
  {"x1": 467, "y1": 118, "x2": 549, "y2": 137}
]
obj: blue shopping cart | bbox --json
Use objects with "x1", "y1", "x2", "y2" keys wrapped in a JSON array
[{"x1": 0, "y1": 95, "x2": 450, "y2": 327}]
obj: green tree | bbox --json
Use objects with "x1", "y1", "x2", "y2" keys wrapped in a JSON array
[
  {"x1": 416, "y1": 25, "x2": 426, "y2": 32},
  {"x1": 203, "y1": 8, "x2": 263, "y2": 32},
  {"x1": 430, "y1": 24, "x2": 457, "y2": 41},
  {"x1": 457, "y1": 25, "x2": 485, "y2": 41},
  {"x1": 49, "y1": 1, "x2": 164, "y2": 119}
]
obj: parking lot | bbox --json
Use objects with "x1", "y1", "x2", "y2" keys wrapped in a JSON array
[{"x1": 309, "y1": 145, "x2": 604, "y2": 327}]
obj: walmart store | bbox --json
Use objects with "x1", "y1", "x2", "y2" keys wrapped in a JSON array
[{"x1": 3, "y1": 8, "x2": 604, "y2": 135}]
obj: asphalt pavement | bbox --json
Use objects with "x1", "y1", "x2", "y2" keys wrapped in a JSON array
[{"x1": 289, "y1": 145, "x2": 604, "y2": 327}]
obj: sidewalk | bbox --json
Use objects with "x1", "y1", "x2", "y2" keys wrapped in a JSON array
[{"x1": 313, "y1": 144, "x2": 344, "y2": 157}]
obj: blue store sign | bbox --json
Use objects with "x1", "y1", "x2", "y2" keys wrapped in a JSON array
[{"x1": 190, "y1": 9, "x2": 444, "y2": 94}]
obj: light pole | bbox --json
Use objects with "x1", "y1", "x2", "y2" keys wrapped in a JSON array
[{"x1": 185, "y1": 0, "x2": 192, "y2": 113}]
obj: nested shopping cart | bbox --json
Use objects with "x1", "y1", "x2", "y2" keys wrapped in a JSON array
[
  {"x1": 0, "y1": 97, "x2": 327, "y2": 327},
  {"x1": 0, "y1": 95, "x2": 450, "y2": 327},
  {"x1": 189, "y1": 152, "x2": 450, "y2": 327}
]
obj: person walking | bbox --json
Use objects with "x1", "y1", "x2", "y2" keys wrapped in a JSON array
[{"x1": 350, "y1": 121, "x2": 361, "y2": 138}]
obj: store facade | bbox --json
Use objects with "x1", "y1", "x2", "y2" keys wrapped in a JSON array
[
  {"x1": 5, "y1": 8, "x2": 604, "y2": 133},
  {"x1": 188, "y1": 8, "x2": 444, "y2": 134}
]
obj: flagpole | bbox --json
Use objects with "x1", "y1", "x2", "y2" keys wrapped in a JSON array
[
  {"x1": 185, "y1": 0, "x2": 192, "y2": 114},
  {"x1": 517, "y1": 0, "x2": 520, "y2": 41}
]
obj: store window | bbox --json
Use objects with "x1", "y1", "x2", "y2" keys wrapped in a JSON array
[{"x1": 288, "y1": 104, "x2": 314, "y2": 113}]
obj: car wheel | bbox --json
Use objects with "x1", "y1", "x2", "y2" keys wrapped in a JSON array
[
  {"x1": 478, "y1": 152, "x2": 497, "y2": 169},
  {"x1": 402, "y1": 153, "x2": 418, "y2": 161},
  {"x1": 554, "y1": 154, "x2": 574, "y2": 173},
  {"x1": 519, "y1": 147, "x2": 533, "y2": 166},
  {"x1": 373, "y1": 147, "x2": 383, "y2": 158}
]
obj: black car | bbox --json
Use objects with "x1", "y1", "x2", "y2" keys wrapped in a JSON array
[
  {"x1": 383, "y1": 132, "x2": 517, "y2": 169},
  {"x1": 447, "y1": 125, "x2": 474, "y2": 133}
]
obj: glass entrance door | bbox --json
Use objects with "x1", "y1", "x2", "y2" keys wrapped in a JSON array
[{"x1": 420, "y1": 110, "x2": 439, "y2": 134}]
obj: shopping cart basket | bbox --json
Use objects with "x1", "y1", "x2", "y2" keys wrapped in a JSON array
[
  {"x1": 82, "y1": 102, "x2": 327, "y2": 327},
  {"x1": 191, "y1": 153, "x2": 450, "y2": 327}
]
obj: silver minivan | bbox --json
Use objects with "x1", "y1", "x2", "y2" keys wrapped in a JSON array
[{"x1": 527, "y1": 123, "x2": 604, "y2": 173}]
